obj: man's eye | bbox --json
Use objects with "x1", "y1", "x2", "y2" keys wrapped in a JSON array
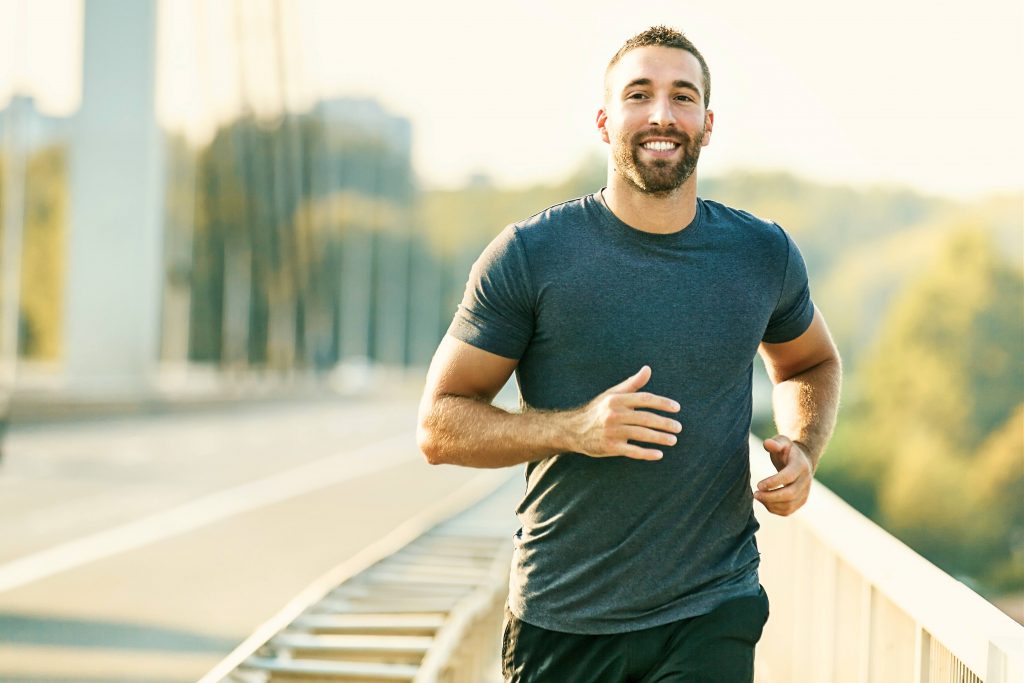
[
  {"x1": 675, "y1": 95, "x2": 694, "y2": 102},
  {"x1": 627, "y1": 93, "x2": 647, "y2": 100}
]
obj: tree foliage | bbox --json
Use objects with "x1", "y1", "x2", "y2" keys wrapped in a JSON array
[
  {"x1": 863, "y1": 227, "x2": 1022, "y2": 453},
  {"x1": 965, "y1": 405, "x2": 1024, "y2": 590},
  {"x1": 818, "y1": 225, "x2": 1024, "y2": 592},
  {"x1": 0, "y1": 145, "x2": 67, "y2": 361}
]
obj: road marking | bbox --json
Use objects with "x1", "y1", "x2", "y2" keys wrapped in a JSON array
[{"x1": 0, "y1": 432, "x2": 417, "y2": 593}]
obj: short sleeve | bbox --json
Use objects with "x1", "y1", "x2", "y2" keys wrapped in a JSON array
[
  {"x1": 762, "y1": 228, "x2": 815, "y2": 343},
  {"x1": 446, "y1": 225, "x2": 535, "y2": 359}
]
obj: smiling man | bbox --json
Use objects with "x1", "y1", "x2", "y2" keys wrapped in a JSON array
[{"x1": 417, "y1": 26, "x2": 841, "y2": 682}]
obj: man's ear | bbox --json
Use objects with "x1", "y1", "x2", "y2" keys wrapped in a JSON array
[
  {"x1": 596, "y1": 108, "x2": 610, "y2": 144},
  {"x1": 701, "y1": 109, "x2": 714, "y2": 147}
]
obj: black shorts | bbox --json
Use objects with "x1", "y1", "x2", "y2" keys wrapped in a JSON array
[{"x1": 501, "y1": 586, "x2": 770, "y2": 683}]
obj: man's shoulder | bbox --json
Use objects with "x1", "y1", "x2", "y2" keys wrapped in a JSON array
[
  {"x1": 513, "y1": 193, "x2": 595, "y2": 235},
  {"x1": 699, "y1": 197, "x2": 794, "y2": 253},
  {"x1": 480, "y1": 194, "x2": 595, "y2": 265},
  {"x1": 700, "y1": 197, "x2": 783, "y2": 234}
]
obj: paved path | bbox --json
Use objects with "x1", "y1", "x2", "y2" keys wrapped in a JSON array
[{"x1": 0, "y1": 394, "x2": 515, "y2": 682}]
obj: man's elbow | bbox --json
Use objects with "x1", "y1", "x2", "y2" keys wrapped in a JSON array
[
  {"x1": 830, "y1": 349, "x2": 843, "y2": 375},
  {"x1": 791, "y1": 353, "x2": 842, "y2": 384},
  {"x1": 770, "y1": 345, "x2": 842, "y2": 384},
  {"x1": 416, "y1": 419, "x2": 447, "y2": 465},
  {"x1": 819, "y1": 347, "x2": 843, "y2": 379}
]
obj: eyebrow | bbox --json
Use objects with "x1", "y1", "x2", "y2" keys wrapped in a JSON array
[{"x1": 623, "y1": 78, "x2": 702, "y2": 96}]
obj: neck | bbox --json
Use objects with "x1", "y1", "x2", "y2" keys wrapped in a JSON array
[{"x1": 602, "y1": 169, "x2": 699, "y2": 234}]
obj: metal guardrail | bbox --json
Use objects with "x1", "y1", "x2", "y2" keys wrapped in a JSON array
[{"x1": 198, "y1": 469, "x2": 519, "y2": 683}]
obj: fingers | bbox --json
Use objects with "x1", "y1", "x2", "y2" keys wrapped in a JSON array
[
  {"x1": 609, "y1": 365, "x2": 651, "y2": 394},
  {"x1": 762, "y1": 434, "x2": 791, "y2": 472},
  {"x1": 622, "y1": 391, "x2": 681, "y2": 414},
  {"x1": 623, "y1": 407, "x2": 682, "y2": 434},
  {"x1": 583, "y1": 366, "x2": 681, "y2": 463},
  {"x1": 763, "y1": 434, "x2": 792, "y2": 455},
  {"x1": 761, "y1": 471, "x2": 798, "y2": 497},
  {"x1": 755, "y1": 438, "x2": 812, "y2": 516},
  {"x1": 753, "y1": 478, "x2": 809, "y2": 516},
  {"x1": 608, "y1": 399, "x2": 682, "y2": 454},
  {"x1": 606, "y1": 367, "x2": 679, "y2": 413},
  {"x1": 593, "y1": 422, "x2": 677, "y2": 461},
  {"x1": 757, "y1": 459, "x2": 799, "y2": 492},
  {"x1": 621, "y1": 425, "x2": 677, "y2": 448},
  {"x1": 622, "y1": 444, "x2": 664, "y2": 461}
]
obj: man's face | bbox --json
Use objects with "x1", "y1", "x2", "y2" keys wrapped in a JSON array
[{"x1": 598, "y1": 46, "x2": 713, "y2": 195}]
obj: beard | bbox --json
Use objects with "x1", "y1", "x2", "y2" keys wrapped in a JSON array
[{"x1": 612, "y1": 127, "x2": 704, "y2": 196}]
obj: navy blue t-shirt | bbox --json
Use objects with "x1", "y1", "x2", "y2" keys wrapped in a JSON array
[{"x1": 447, "y1": 191, "x2": 815, "y2": 634}]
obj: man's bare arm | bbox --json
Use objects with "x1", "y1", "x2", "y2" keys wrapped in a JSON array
[
  {"x1": 417, "y1": 335, "x2": 681, "y2": 468},
  {"x1": 754, "y1": 307, "x2": 843, "y2": 515}
]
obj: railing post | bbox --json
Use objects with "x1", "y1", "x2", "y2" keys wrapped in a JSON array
[
  {"x1": 916, "y1": 626, "x2": 930, "y2": 683},
  {"x1": 988, "y1": 635, "x2": 1024, "y2": 683},
  {"x1": 987, "y1": 640, "x2": 1006, "y2": 683},
  {"x1": 859, "y1": 581, "x2": 872, "y2": 683}
]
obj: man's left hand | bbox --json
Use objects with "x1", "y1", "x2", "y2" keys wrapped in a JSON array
[{"x1": 754, "y1": 435, "x2": 813, "y2": 516}]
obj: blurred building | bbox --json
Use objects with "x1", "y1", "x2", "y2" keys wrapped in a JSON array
[
  {"x1": 315, "y1": 97, "x2": 413, "y2": 172},
  {"x1": 0, "y1": 96, "x2": 71, "y2": 150},
  {"x1": 0, "y1": 0, "x2": 446, "y2": 401}
]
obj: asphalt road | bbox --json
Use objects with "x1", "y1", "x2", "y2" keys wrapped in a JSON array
[{"x1": 0, "y1": 393, "x2": 510, "y2": 683}]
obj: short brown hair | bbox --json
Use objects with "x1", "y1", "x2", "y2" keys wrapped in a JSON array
[{"x1": 605, "y1": 26, "x2": 711, "y2": 108}]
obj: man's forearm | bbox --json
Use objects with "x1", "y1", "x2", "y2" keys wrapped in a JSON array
[
  {"x1": 771, "y1": 357, "x2": 842, "y2": 470},
  {"x1": 418, "y1": 395, "x2": 577, "y2": 468}
]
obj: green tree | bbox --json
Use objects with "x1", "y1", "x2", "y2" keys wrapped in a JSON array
[
  {"x1": 819, "y1": 226, "x2": 1024, "y2": 589},
  {"x1": 965, "y1": 405, "x2": 1024, "y2": 590},
  {"x1": 863, "y1": 227, "x2": 1022, "y2": 454},
  {"x1": 15, "y1": 145, "x2": 67, "y2": 360}
]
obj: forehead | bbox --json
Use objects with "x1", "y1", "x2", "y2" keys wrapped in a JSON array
[{"x1": 607, "y1": 46, "x2": 704, "y2": 95}]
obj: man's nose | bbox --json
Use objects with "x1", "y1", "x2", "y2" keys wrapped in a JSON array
[{"x1": 648, "y1": 98, "x2": 676, "y2": 127}]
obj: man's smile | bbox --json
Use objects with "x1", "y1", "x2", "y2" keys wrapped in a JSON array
[{"x1": 639, "y1": 138, "x2": 682, "y2": 157}]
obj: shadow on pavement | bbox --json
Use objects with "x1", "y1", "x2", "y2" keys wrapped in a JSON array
[
  {"x1": 0, "y1": 612, "x2": 238, "y2": 653},
  {"x1": 1, "y1": 677, "x2": 190, "y2": 683}
]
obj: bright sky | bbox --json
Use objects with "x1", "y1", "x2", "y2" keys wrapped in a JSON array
[{"x1": 1, "y1": 0, "x2": 1022, "y2": 199}]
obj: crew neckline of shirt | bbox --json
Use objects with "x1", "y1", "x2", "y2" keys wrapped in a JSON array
[{"x1": 592, "y1": 188, "x2": 704, "y2": 244}]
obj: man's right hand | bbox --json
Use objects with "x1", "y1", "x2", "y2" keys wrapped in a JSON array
[
  {"x1": 569, "y1": 366, "x2": 682, "y2": 461},
  {"x1": 419, "y1": 338, "x2": 682, "y2": 468}
]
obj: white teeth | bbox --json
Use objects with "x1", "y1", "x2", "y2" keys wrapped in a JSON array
[{"x1": 642, "y1": 141, "x2": 678, "y2": 151}]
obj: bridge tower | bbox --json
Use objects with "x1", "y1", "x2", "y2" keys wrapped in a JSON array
[{"x1": 63, "y1": 0, "x2": 164, "y2": 395}]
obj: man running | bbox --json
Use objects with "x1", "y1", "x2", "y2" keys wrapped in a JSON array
[{"x1": 417, "y1": 25, "x2": 842, "y2": 683}]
